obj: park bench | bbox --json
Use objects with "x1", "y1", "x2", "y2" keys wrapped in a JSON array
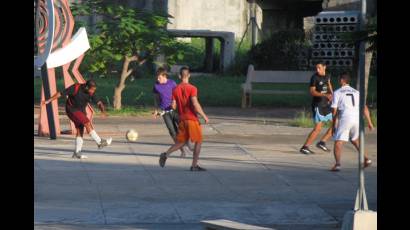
[
  {"x1": 201, "y1": 219, "x2": 275, "y2": 230},
  {"x1": 241, "y1": 65, "x2": 313, "y2": 108}
]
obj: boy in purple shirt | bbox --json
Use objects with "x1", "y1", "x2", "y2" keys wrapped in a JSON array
[{"x1": 153, "y1": 67, "x2": 190, "y2": 157}]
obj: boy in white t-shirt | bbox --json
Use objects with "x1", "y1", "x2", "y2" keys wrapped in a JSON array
[{"x1": 330, "y1": 73, "x2": 374, "y2": 171}]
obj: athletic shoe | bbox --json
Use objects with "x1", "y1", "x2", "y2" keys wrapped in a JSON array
[
  {"x1": 364, "y1": 159, "x2": 372, "y2": 168},
  {"x1": 330, "y1": 164, "x2": 341, "y2": 172},
  {"x1": 98, "y1": 137, "x2": 112, "y2": 149},
  {"x1": 72, "y1": 152, "x2": 88, "y2": 159},
  {"x1": 300, "y1": 146, "x2": 314, "y2": 155},
  {"x1": 159, "y1": 152, "x2": 167, "y2": 167},
  {"x1": 316, "y1": 141, "x2": 331, "y2": 152},
  {"x1": 190, "y1": 165, "x2": 207, "y2": 171}
]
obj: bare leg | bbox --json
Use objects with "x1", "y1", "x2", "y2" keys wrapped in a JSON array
[
  {"x1": 165, "y1": 141, "x2": 187, "y2": 157},
  {"x1": 320, "y1": 126, "x2": 333, "y2": 142},
  {"x1": 84, "y1": 122, "x2": 93, "y2": 134},
  {"x1": 78, "y1": 126, "x2": 84, "y2": 138},
  {"x1": 351, "y1": 139, "x2": 370, "y2": 161},
  {"x1": 173, "y1": 137, "x2": 187, "y2": 157},
  {"x1": 85, "y1": 122, "x2": 107, "y2": 146},
  {"x1": 191, "y1": 142, "x2": 202, "y2": 167},
  {"x1": 333, "y1": 140, "x2": 344, "y2": 165},
  {"x1": 303, "y1": 122, "x2": 323, "y2": 146}
]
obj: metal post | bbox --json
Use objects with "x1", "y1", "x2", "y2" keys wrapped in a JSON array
[{"x1": 354, "y1": 0, "x2": 368, "y2": 211}]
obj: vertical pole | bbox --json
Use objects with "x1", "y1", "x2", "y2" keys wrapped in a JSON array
[
  {"x1": 41, "y1": 64, "x2": 57, "y2": 139},
  {"x1": 355, "y1": 0, "x2": 367, "y2": 211}
]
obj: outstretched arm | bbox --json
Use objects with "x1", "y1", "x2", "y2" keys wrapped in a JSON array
[
  {"x1": 96, "y1": 101, "x2": 106, "y2": 114},
  {"x1": 42, "y1": 92, "x2": 62, "y2": 105},
  {"x1": 191, "y1": 96, "x2": 209, "y2": 124},
  {"x1": 90, "y1": 93, "x2": 108, "y2": 117}
]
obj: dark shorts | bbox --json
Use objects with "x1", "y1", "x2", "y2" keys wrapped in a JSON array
[
  {"x1": 66, "y1": 110, "x2": 90, "y2": 128},
  {"x1": 162, "y1": 110, "x2": 179, "y2": 138}
]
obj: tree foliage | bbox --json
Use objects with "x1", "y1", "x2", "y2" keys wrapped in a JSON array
[
  {"x1": 248, "y1": 30, "x2": 310, "y2": 70},
  {"x1": 71, "y1": 0, "x2": 184, "y2": 75}
]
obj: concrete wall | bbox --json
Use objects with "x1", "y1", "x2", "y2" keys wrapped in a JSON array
[{"x1": 167, "y1": 0, "x2": 262, "y2": 40}]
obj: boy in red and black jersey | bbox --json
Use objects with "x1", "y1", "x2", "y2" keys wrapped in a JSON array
[{"x1": 43, "y1": 80, "x2": 112, "y2": 159}]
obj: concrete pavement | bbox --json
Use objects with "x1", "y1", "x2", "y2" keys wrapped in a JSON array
[{"x1": 34, "y1": 112, "x2": 377, "y2": 230}]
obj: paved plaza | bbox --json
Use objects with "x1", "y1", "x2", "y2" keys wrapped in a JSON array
[{"x1": 34, "y1": 110, "x2": 377, "y2": 230}]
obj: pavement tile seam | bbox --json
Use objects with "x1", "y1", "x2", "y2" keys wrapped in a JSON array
[
  {"x1": 128, "y1": 143, "x2": 185, "y2": 224},
  {"x1": 79, "y1": 158, "x2": 108, "y2": 225}
]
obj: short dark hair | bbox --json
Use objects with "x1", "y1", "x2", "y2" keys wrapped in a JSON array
[
  {"x1": 156, "y1": 67, "x2": 168, "y2": 77},
  {"x1": 315, "y1": 61, "x2": 326, "y2": 67},
  {"x1": 86, "y1": 79, "x2": 97, "y2": 89},
  {"x1": 179, "y1": 66, "x2": 190, "y2": 77},
  {"x1": 339, "y1": 72, "x2": 351, "y2": 83}
]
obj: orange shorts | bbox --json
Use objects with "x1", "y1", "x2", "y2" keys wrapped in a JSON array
[{"x1": 176, "y1": 120, "x2": 203, "y2": 143}]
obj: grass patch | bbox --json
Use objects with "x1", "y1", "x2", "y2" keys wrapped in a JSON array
[
  {"x1": 369, "y1": 109, "x2": 377, "y2": 127},
  {"x1": 289, "y1": 110, "x2": 314, "y2": 128},
  {"x1": 289, "y1": 109, "x2": 377, "y2": 128},
  {"x1": 34, "y1": 73, "x2": 377, "y2": 109},
  {"x1": 99, "y1": 106, "x2": 151, "y2": 116}
]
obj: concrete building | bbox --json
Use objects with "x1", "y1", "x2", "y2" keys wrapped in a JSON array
[{"x1": 71, "y1": 0, "x2": 326, "y2": 41}]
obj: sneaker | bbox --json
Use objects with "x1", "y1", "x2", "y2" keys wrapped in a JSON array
[
  {"x1": 190, "y1": 165, "x2": 207, "y2": 171},
  {"x1": 330, "y1": 164, "x2": 341, "y2": 172},
  {"x1": 364, "y1": 159, "x2": 372, "y2": 168},
  {"x1": 300, "y1": 146, "x2": 314, "y2": 155},
  {"x1": 98, "y1": 137, "x2": 112, "y2": 149},
  {"x1": 316, "y1": 141, "x2": 331, "y2": 152},
  {"x1": 159, "y1": 152, "x2": 167, "y2": 167},
  {"x1": 72, "y1": 152, "x2": 88, "y2": 159}
]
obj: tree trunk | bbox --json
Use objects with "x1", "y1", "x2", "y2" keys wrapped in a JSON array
[
  {"x1": 113, "y1": 56, "x2": 135, "y2": 110},
  {"x1": 113, "y1": 55, "x2": 146, "y2": 110}
]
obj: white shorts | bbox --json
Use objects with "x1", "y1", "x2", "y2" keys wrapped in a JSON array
[{"x1": 333, "y1": 119, "x2": 359, "y2": 142}]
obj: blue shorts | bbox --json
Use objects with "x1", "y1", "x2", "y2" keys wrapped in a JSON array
[{"x1": 312, "y1": 106, "x2": 332, "y2": 123}]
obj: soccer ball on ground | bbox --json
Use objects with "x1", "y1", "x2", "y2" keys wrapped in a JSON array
[{"x1": 126, "y1": 129, "x2": 138, "y2": 142}]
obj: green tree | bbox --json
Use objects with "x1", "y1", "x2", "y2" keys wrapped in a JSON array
[
  {"x1": 72, "y1": 0, "x2": 184, "y2": 109},
  {"x1": 248, "y1": 30, "x2": 310, "y2": 70}
]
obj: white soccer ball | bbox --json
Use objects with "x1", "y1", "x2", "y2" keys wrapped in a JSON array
[{"x1": 126, "y1": 129, "x2": 139, "y2": 142}]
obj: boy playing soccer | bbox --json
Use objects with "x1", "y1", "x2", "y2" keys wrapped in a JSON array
[
  {"x1": 158, "y1": 66, "x2": 209, "y2": 171},
  {"x1": 42, "y1": 80, "x2": 112, "y2": 159},
  {"x1": 152, "y1": 67, "x2": 190, "y2": 157},
  {"x1": 330, "y1": 73, "x2": 374, "y2": 171},
  {"x1": 300, "y1": 62, "x2": 334, "y2": 154}
]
